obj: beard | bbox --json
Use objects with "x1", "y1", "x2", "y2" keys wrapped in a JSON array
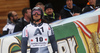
[
  {"x1": 47, "y1": 12, "x2": 53, "y2": 15},
  {"x1": 13, "y1": 19, "x2": 18, "y2": 23}
]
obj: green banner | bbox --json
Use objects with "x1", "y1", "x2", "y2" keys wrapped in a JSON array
[{"x1": 53, "y1": 22, "x2": 86, "y2": 53}]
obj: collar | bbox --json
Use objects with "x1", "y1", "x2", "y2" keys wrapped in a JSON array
[
  {"x1": 64, "y1": 4, "x2": 76, "y2": 12},
  {"x1": 24, "y1": 18, "x2": 28, "y2": 22},
  {"x1": 44, "y1": 12, "x2": 55, "y2": 19},
  {"x1": 31, "y1": 22, "x2": 43, "y2": 27}
]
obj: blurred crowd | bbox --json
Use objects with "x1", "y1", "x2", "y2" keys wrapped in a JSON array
[{"x1": 0, "y1": 0, "x2": 100, "y2": 37}]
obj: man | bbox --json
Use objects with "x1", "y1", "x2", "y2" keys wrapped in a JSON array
[
  {"x1": 44, "y1": 3, "x2": 61, "y2": 23},
  {"x1": 3, "y1": 11, "x2": 18, "y2": 35},
  {"x1": 60, "y1": 0, "x2": 81, "y2": 19},
  {"x1": 35, "y1": 2, "x2": 45, "y2": 12},
  {"x1": 14, "y1": 8, "x2": 31, "y2": 32},
  {"x1": 82, "y1": 0, "x2": 96, "y2": 13},
  {"x1": 21, "y1": 7, "x2": 58, "y2": 53}
]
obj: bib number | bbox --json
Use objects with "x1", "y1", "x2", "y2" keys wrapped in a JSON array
[
  {"x1": 36, "y1": 37, "x2": 43, "y2": 42},
  {"x1": 29, "y1": 36, "x2": 48, "y2": 48}
]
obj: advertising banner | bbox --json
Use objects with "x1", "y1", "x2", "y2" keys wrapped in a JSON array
[{"x1": 0, "y1": 9, "x2": 100, "y2": 53}]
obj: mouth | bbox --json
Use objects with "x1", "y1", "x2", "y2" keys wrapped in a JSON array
[
  {"x1": 48, "y1": 12, "x2": 52, "y2": 13},
  {"x1": 35, "y1": 16, "x2": 38, "y2": 17}
]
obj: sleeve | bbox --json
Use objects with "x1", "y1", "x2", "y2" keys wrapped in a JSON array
[
  {"x1": 82, "y1": 6, "x2": 90, "y2": 13},
  {"x1": 21, "y1": 27, "x2": 28, "y2": 53},
  {"x1": 60, "y1": 9, "x2": 65, "y2": 19},
  {"x1": 77, "y1": 6, "x2": 82, "y2": 14},
  {"x1": 60, "y1": 9, "x2": 69, "y2": 19},
  {"x1": 3, "y1": 30, "x2": 9, "y2": 35},
  {"x1": 48, "y1": 25, "x2": 58, "y2": 53},
  {"x1": 14, "y1": 23, "x2": 23, "y2": 32},
  {"x1": 2, "y1": 25, "x2": 9, "y2": 35}
]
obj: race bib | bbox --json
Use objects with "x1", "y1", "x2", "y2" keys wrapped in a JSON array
[{"x1": 29, "y1": 36, "x2": 48, "y2": 48}]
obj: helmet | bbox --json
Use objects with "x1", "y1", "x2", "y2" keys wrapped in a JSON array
[{"x1": 31, "y1": 7, "x2": 43, "y2": 22}]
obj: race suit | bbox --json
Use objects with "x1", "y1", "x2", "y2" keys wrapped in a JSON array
[{"x1": 21, "y1": 22, "x2": 58, "y2": 53}]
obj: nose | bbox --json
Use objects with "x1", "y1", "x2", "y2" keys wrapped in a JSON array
[{"x1": 35, "y1": 13, "x2": 38, "y2": 15}]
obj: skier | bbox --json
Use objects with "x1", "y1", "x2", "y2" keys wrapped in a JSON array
[{"x1": 21, "y1": 7, "x2": 58, "y2": 53}]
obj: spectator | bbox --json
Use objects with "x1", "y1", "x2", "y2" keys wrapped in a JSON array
[
  {"x1": 21, "y1": 7, "x2": 58, "y2": 53},
  {"x1": 60, "y1": 0, "x2": 81, "y2": 19},
  {"x1": 44, "y1": 3, "x2": 61, "y2": 24},
  {"x1": 2, "y1": 11, "x2": 18, "y2": 35},
  {"x1": 82, "y1": 0, "x2": 96, "y2": 13},
  {"x1": 35, "y1": 2, "x2": 45, "y2": 12},
  {"x1": 14, "y1": 8, "x2": 31, "y2": 32}
]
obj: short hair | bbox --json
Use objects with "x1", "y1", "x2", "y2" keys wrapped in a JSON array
[
  {"x1": 22, "y1": 8, "x2": 31, "y2": 16},
  {"x1": 35, "y1": 2, "x2": 44, "y2": 6},
  {"x1": 8, "y1": 11, "x2": 13, "y2": 20}
]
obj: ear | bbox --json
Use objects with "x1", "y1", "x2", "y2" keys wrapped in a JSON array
[
  {"x1": 10, "y1": 16, "x2": 13, "y2": 20},
  {"x1": 25, "y1": 13, "x2": 27, "y2": 15}
]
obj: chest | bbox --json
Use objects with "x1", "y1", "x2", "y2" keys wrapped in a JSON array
[
  {"x1": 8, "y1": 24, "x2": 15, "y2": 30},
  {"x1": 27, "y1": 25, "x2": 49, "y2": 37}
]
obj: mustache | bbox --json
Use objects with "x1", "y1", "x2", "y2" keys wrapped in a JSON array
[
  {"x1": 12, "y1": 17, "x2": 18, "y2": 22},
  {"x1": 48, "y1": 12, "x2": 52, "y2": 13}
]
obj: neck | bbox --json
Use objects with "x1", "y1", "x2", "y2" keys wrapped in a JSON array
[
  {"x1": 10, "y1": 20, "x2": 15, "y2": 24},
  {"x1": 24, "y1": 16, "x2": 30, "y2": 22},
  {"x1": 33, "y1": 20, "x2": 41, "y2": 25},
  {"x1": 67, "y1": 5, "x2": 73, "y2": 9}
]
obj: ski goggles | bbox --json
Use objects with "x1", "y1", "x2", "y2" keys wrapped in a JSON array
[{"x1": 32, "y1": 10, "x2": 41, "y2": 15}]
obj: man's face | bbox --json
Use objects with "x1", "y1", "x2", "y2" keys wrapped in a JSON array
[
  {"x1": 32, "y1": 10, "x2": 41, "y2": 21},
  {"x1": 26, "y1": 9, "x2": 31, "y2": 19},
  {"x1": 12, "y1": 11, "x2": 18, "y2": 22},
  {"x1": 45, "y1": 8, "x2": 53, "y2": 15},
  {"x1": 66, "y1": 0, "x2": 73, "y2": 9},
  {"x1": 88, "y1": 0, "x2": 96, "y2": 5}
]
